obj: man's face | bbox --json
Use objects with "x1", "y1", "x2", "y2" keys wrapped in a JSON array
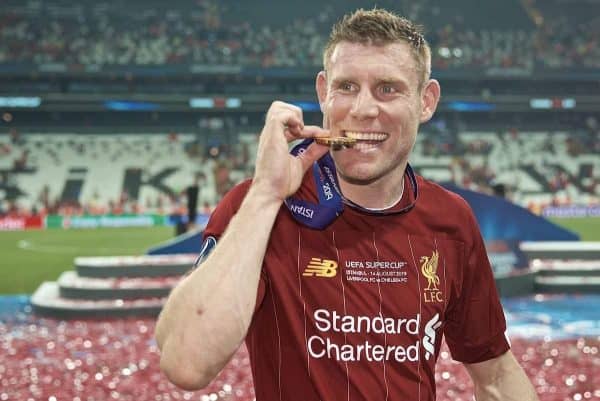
[{"x1": 316, "y1": 41, "x2": 439, "y2": 186}]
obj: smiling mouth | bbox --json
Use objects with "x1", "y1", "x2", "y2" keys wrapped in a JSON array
[{"x1": 343, "y1": 131, "x2": 388, "y2": 149}]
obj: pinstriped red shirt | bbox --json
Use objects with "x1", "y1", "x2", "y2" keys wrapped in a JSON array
[{"x1": 203, "y1": 171, "x2": 509, "y2": 401}]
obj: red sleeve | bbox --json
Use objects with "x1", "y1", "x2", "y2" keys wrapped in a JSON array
[
  {"x1": 203, "y1": 180, "x2": 250, "y2": 240},
  {"x1": 201, "y1": 180, "x2": 267, "y2": 311},
  {"x1": 443, "y1": 201, "x2": 510, "y2": 364}
]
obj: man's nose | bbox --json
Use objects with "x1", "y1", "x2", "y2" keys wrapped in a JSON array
[{"x1": 349, "y1": 89, "x2": 379, "y2": 119}]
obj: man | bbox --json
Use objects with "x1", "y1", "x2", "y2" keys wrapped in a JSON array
[
  {"x1": 184, "y1": 174, "x2": 201, "y2": 230},
  {"x1": 156, "y1": 9, "x2": 539, "y2": 401}
]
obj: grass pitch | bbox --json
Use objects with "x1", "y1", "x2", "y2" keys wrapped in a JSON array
[
  {"x1": 0, "y1": 226, "x2": 173, "y2": 294},
  {"x1": 548, "y1": 217, "x2": 600, "y2": 241},
  {"x1": 0, "y1": 218, "x2": 598, "y2": 295}
]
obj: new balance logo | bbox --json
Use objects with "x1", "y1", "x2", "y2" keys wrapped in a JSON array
[{"x1": 303, "y1": 258, "x2": 338, "y2": 278}]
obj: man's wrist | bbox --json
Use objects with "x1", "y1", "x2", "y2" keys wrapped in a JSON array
[{"x1": 244, "y1": 183, "x2": 286, "y2": 214}]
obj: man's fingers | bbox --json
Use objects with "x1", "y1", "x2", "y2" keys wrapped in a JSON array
[
  {"x1": 300, "y1": 125, "x2": 330, "y2": 138},
  {"x1": 266, "y1": 102, "x2": 336, "y2": 143},
  {"x1": 285, "y1": 125, "x2": 330, "y2": 142},
  {"x1": 267, "y1": 101, "x2": 304, "y2": 138},
  {"x1": 284, "y1": 121, "x2": 304, "y2": 138},
  {"x1": 270, "y1": 100, "x2": 303, "y2": 118},
  {"x1": 296, "y1": 142, "x2": 331, "y2": 173}
]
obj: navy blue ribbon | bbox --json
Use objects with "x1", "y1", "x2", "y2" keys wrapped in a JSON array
[
  {"x1": 284, "y1": 139, "x2": 418, "y2": 229},
  {"x1": 284, "y1": 139, "x2": 344, "y2": 229}
]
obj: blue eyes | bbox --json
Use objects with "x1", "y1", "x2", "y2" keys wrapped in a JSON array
[{"x1": 336, "y1": 82, "x2": 397, "y2": 95}]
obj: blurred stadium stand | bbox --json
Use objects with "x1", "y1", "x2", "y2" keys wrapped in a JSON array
[
  {"x1": 0, "y1": 133, "x2": 221, "y2": 213},
  {"x1": 1, "y1": 129, "x2": 597, "y2": 217},
  {"x1": 0, "y1": 0, "x2": 598, "y2": 218},
  {"x1": 1, "y1": 0, "x2": 597, "y2": 68}
]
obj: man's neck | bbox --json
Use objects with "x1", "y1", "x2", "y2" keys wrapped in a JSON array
[{"x1": 338, "y1": 167, "x2": 406, "y2": 210}]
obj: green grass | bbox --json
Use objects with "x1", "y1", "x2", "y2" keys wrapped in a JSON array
[
  {"x1": 0, "y1": 218, "x2": 598, "y2": 296},
  {"x1": 0, "y1": 226, "x2": 173, "y2": 294},
  {"x1": 549, "y1": 217, "x2": 600, "y2": 241}
]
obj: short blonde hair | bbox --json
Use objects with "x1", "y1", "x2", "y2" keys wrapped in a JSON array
[{"x1": 323, "y1": 8, "x2": 431, "y2": 88}]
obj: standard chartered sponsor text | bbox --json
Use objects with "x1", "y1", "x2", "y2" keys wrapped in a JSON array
[{"x1": 308, "y1": 309, "x2": 422, "y2": 363}]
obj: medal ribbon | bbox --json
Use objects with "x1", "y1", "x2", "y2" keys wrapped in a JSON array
[
  {"x1": 284, "y1": 139, "x2": 343, "y2": 229},
  {"x1": 284, "y1": 139, "x2": 419, "y2": 230}
]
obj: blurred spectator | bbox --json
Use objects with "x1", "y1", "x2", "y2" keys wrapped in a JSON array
[
  {"x1": 0, "y1": 0, "x2": 597, "y2": 69},
  {"x1": 183, "y1": 175, "x2": 201, "y2": 230}
]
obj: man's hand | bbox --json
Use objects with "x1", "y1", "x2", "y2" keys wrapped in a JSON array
[{"x1": 252, "y1": 101, "x2": 331, "y2": 202}]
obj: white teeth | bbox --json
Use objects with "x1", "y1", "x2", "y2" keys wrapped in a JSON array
[
  {"x1": 353, "y1": 142, "x2": 379, "y2": 150},
  {"x1": 345, "y1": 131, "x2": 388, "y2": 141}
]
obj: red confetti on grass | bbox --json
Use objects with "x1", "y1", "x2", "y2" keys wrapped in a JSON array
[{"x1": 0, "y1": 316, "x2": 597, "y2": 401}]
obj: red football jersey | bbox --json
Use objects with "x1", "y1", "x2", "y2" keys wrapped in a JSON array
[{"x1": 203, "y1": 169, "x2": 509, "y2": 401}]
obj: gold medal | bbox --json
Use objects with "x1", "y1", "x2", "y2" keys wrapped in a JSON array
[{"x1": 314, "y1": 137, "x2": 357, "y2": 147}]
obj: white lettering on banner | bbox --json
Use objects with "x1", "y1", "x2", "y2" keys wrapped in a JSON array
[
  {"x1": 322, "y1": 165, "x2": 341, "y2": 193},
  {"x1": 322, "y1": 182, "x2": 333, "y2": 200},
  {"x1": 0, "y1": 218, "x2": 25, "y2": 230},
  {"x1": 66, "y1": 216, "x2": 155, "y2": 228},
  {"x1": 322, "y1": 166, "x2": 337, "y2": 185},
  {"x1": 288, "y1": 204, "x2": 314, "y2": 219}
]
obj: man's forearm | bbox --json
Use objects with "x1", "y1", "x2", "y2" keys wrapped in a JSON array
[
  {"x1": 466, "y1": 351, "x2": 539, "y2": 401},
  {"x1": 472, "y1": 369, "x2": 538, "y2": 401},
  {"x1": 155, "y1": 185, "x2": 282, "y2": 390}
]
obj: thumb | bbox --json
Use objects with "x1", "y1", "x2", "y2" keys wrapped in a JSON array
[{"x1": 296, "y1": 142, "x2": 330, "y2": 173}]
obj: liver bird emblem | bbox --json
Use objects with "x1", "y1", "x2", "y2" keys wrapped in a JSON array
[{"x1": 420, "y1": 250, "x2": 440, "y2": 290}]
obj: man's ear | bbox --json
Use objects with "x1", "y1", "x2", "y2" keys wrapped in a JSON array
[
  {"x1": 420, "y1": 79, "x2": 441, "y2": 123},
  {"x1": 316, "y1": 71, "x2": 328, "y2": 112}
]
